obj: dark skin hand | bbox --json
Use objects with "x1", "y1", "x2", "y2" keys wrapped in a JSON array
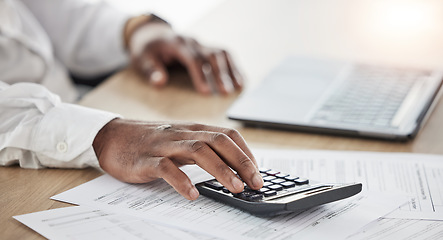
[
  {"x1": 106, "y1": 16, "x2": 257, "y2": 199},
  {"x1": 93, "y1": 119, "x2": 264, "y2": 200},
  {"x1": 125, "y1": 16, "x2": 243, "y2": 95}
]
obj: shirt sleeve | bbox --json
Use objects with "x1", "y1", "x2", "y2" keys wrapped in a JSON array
[
  {"x1": 0, "y1": 81, "x2": 119, "y2": 169},
  {"x1": 19, "y1": 0, "x2": 131, "y2": 79}
]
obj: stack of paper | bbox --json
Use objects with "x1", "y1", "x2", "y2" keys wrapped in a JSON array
[{"x1": 14, "y1": 149, "x2": 443, "y2": 239}]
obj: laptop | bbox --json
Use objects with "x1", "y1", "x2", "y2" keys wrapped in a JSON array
[{"x1": 227, "y1": 56, "x2": 443, "y2": 140}]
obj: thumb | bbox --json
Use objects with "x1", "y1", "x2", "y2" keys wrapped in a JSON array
[{"x1": 140, "y1": 54, "x2": 169, "y2": 87}]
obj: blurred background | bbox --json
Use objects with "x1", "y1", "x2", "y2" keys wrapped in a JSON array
[
  {"x1": 88, "y1": 0, "x2": 223, "y2": 31},
  {"x1": 93, "y1": 0, "x2": 443, "y2": 87}
]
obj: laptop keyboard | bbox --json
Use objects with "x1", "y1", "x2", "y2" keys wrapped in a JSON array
[{"x1": 311, "y1": 65, "x2": 431, "y2": 128}]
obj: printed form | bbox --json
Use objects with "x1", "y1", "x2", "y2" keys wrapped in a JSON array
[
  {"x1": 15, "y1": 149, "x2": 443, "y2": 239},
  {"x1": 50, "y1": 178, "x2": 398, "y2": 240},
  {"x1": 15, "y1": 206, "x2": 443, "y2": 240},
  {"x1": 252, "y1": 149, "x2": 443, "y2": 220},
  {"x1": 14, "y1": 205, "x2": 216, "y2": 240},
  {"x1": 347, "y1": 218, "x2": 443, "y2": 239},
  {"x1": 48, "y1": 150, "x2": 410, "y2": 240}
]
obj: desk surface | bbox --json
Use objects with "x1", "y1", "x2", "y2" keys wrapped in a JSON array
[{"x1": 2, "y1": 0, "x2": 443, "y2": 239}]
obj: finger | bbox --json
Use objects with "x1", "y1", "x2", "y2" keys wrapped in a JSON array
[
  {"x1": 218, "y1": 128, "x2": 258, "y2": 168},
  {"x1": 206, "y1": 48, "x2": 235, "y2": 95},
  {"x1": 169, "y1": 129, "x2": 262, "y2": 190},
  {"x1": 168, "y1": 140, "x2": 245, "y2": 193},
  {"x1": 138, "y1": 156, "x2": 200, "y2": 200},
  {"x1": 223, "y1": 51, "x2": 244, "y2": 90},
  {"x1": 200, "y1": 63, "x2": 217, "y2": 94},
  {"x1": 183, "y1": 124, "x2": 258, "y2": 167},
  {"x1": 186, "y1": 131, "x2": 263, "y2": 190},
  {"x1": 139, "y1": 53, "x2": 169, "y2": 87},
  {"x1": 173, "y1": 38, "x2": 212, "y2": 94},
  {"x1": 150, "y1": 123, "x2": 257, "y2": 167}
]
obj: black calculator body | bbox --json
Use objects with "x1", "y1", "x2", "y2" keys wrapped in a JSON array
[{"x1": 196, "y1": 168, "x2": 362, "y2": 216}]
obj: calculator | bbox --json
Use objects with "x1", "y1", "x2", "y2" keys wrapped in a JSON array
[{"x1": 195, "y1": 168, "x2": 362, "y2": 216}]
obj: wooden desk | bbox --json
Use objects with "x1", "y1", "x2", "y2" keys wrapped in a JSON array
[
  {"x1": 79, "y1": 68, "x2": 443, "y2": 154},
  {"x1": 2, "y1": 0, "x2": 443, "y2": 239}
]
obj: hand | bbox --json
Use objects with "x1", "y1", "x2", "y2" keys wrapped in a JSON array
[
  {"x1": 92, "y1": 119, "x2": 263, "y2": 200},
  {"x1": 125, "y1": 16, "x2": 243, "y2": 95}
]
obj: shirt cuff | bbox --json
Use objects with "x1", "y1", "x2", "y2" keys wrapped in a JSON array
[{"x1": 32, "y1": 103, "x2": 119, "y2": 168}]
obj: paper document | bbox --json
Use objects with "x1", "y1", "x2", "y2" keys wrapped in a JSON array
[
  {"x1": 52, "y1": 164, "x2": 402, "y2": 240},
  {"x1": 12, "y1": 149, "x2": 443, "y2": 239},
  {"x1": 347, "y1": 218, "x2": 443, "y2": 239},
  {"x1": 14, "y1": 205, "x2": 215, "y2": 240},
  {"x1": 23, "y1": 205, "x2": 441, "y2": 240},
  {"x1": 252, "y1": 149, "x2": 443, "y2": 220}
]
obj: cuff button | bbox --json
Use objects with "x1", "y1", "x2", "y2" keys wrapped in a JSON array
[{"x1": 56, "y1": 142, "x2": 68, "y2": 153}]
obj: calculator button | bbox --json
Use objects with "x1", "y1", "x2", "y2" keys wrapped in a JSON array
[
  {"x1": 266, "y1": 170, "x2": 280, "y2": 176},
  {"x1": 247, "y1": 194, "x2": 264, "y2": 201},
  {"x1": 243, "y1": 187, "x2": 256, "y2": 193},
  {"x1": 263, "y1": 176, "x2": 277, "y2": 181},
  {"x1": 235, "y1": 191, "x2": 263, "y2": 201},
  {"x1": 260, "y1": 173, "x2": 268, "y2": 177},
  {"x1": 264, "y1": 190, "x2": 277, "y2": 197},
  {"x1": 285, "y1": 175, "x2": 299, "y2": 181},
  {"x1": 256, "y1": 187, "x2": 270, "y2": 194},
  {"x1": 259, "y1": 168, "x2": 271, "y2": 173},
  {"x1": 294, "y1": 178, "x2": 309, "y2": 185},
  {"x1": 275, "y1": 173, "x2": 289, "y2": 178},
  {"x1": 233, "y1": 192, "x2": 249, "y2": 199},
  {"x1": 268, "y1": 184, "x2": 283, "y2": 191},
  {"x1": 204, "y1": 180, "x2": 224, "y2": 190},
  {"x1": 263, "y1": 182, "x2": 273, "y2": 187},
  {"x1": 222, "y1": 187, "x2": 231, "y2": 193},
  {"x1": 271, "y1": 178, "x2": 286, "y2": 184},
  {"x1": 281, "y1": 181, "x2": 296, "y2": 188}
]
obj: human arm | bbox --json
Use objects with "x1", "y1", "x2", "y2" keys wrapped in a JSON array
[
  {"x1": 92, "y1": 119, "x2": 263, "y2": 200},
  {"x1": 0, "y1": 82, "x2": 263, "y2": 200},
  {"x1": 22, "y1": 0, "x2": 244, "y2": 94},
  {"x1": 124, "y1": 14, "x2": 244, "y2": 95}
]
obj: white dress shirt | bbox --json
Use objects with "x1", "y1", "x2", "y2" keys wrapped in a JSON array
[{"x1": 0, "y1": 0, "x2": 130, "y2": 168}]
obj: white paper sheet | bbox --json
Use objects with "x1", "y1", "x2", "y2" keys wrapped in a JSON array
[
  {"x1": 347, "y1": 218, "x2": 443, "y2": 239},
  {"x1": 14, "y1": 205, "x2": 216, "y2": 240},
  {"x1": 251, "y1": 149, "x2": 443, "y2": 220},
  {"x1": 51, "y1": 165, "x2": 403, "y2": 240},
  {"x1": 16, "y1": 149, "x2": 443, "y2": 239}
]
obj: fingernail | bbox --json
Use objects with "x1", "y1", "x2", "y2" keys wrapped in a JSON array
[
  {"x1": 232, "y1": 177, "x2": 244, "y2": 192},
  {"x1": 189, "y1": 187, "x2": 199, "y2": 200},
  {"x1": 151, "y1": 71, "x2": 163, "y2": 83},
  {"x1": 252, "y1": 173, "x2": 264, "y2": 189},
  {"x1": 200, "y1": 85, "x2": 212, "y2": 95}
]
